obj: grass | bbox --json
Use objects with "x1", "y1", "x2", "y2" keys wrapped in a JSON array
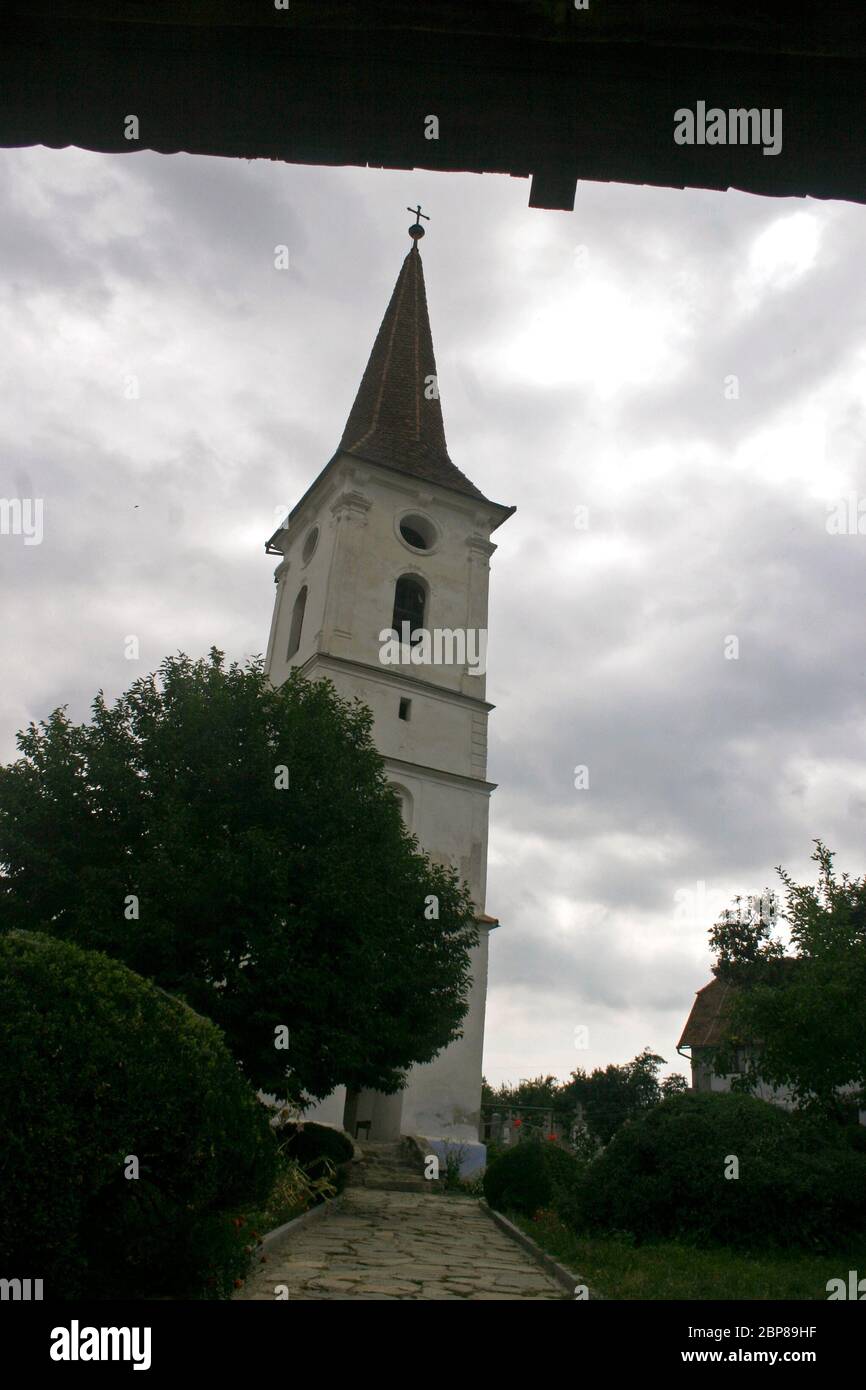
[{"x1": 512, "y1": 1210, "x2": 866, "y2": 1300}]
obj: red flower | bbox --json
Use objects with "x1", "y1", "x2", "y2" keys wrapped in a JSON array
[
  {"x1": 513, "y1": 1117, "x2": 523, "y2": 1128},
  {"x1": 547, "y1": 1133, "x2": 557, "y2": 1142}
]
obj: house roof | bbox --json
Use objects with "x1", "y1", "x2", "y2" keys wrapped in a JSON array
[
  {"x1": 677, "y1": 976, "x2": 737, "y2": 1049},
  {"x1": 10, "y1": 6, "x2": 866, "y2": 212},
  {"x1": 679, "y1": 961, "x2": 802, "y2": 1050}
]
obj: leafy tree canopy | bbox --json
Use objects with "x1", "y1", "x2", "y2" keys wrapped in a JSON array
[
  {"x1": 483, "y1": 1052, "x2": 687, "y2": 1147},
  {"x1": 709, "y1": 841, "x2": 866, "y2": 1118},
  {"x1": 563, "y1": 1047, "x2": 687, "y2": 1146},
  {"x1": 483, "y1": 1074, "x2": 562, "y2": 1110},
  {"x1": 0, "y1": 650, "x2": 478, "y2": 1104}
]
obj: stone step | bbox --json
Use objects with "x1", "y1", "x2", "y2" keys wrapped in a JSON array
[
  {"x1": 359, "y1": 1159, "x2": 414, "y2": 1170},
  {"x1": 359, "y1": 1177, "x2": 429, "y2": 1193},
  {"x1": 346, "y1": 1138, "x2": 431, "y2": 1194}
]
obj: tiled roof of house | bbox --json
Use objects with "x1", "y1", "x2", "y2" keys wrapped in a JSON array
[
  {"x1": 677, "y1": 976, "x2": 737, "y2": 1049},
  {"x1": 337, "y1": 242, "x2": 494, "y2": 504},
  {"x1": 679, "y1": 961, "x2": 801, "y2": 1051}
]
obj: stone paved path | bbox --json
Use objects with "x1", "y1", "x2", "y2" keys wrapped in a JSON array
[{"x1": 235, "y1": 1188, "x2": 567, "y2": 1300}]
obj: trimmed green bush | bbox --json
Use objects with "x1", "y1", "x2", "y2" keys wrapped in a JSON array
[
  {"x1": 0, "y1": 931, "x2": 277, "y2": 1299},
  {"x1": 843, "y1": 1123, "x2": 866, "y2": 1155},
  {"x1": 277, "y1": 1121, "x2": 354, "y2": 1185},
  {"x1": 576, "y1": 1090, "x2": 866, "y2": 1251},
  {"x1": 483, "y1": 1140, "x2": 584, "y2": 1218}
]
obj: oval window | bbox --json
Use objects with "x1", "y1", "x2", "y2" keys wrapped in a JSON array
[
  {"x1": 302, "y1": 526, "x2": 319, "y2": 564},
  {"x1": 399, "y1": 514, "x2": 437, "y2": 551}
]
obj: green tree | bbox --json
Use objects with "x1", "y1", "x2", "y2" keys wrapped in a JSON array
[
  {"x1": 484, "y1": 1074, "x2": 562, "y2": 1110},
  {"x1": 563, "y1": 1048, "x2": 687, "y2": 1146},
  {"x1": 0, "y1": 650, "x2": 478, "y2": 1104},
  {"x1": 483, "y1": 1074, "x2": 568, "y2": 1138},
  {"x1": 660, "y1": 1071, "x2": 689, "y2": 1099},
  {"x1": 709, "y1": 842, "x2": 866, "y2": 1119}
]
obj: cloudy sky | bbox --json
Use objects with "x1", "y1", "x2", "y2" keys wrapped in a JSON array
[{"x1": 2, "y1": 144, "x2": 865, "y2": 1088}]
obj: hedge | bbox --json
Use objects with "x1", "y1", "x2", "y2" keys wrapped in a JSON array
[
  {"x1": 483, "y1": 1139, "x2": 584, "y2": 1218},
  {"x1": 575, "y1": 1090, "x2": 866, "y2": 1250},
  {"x1": 276, "y1": 1120, "x2": 354, "y2": 1185},
  {"x1": 0, "y1": 931, "x2": 277, "y2": 1298}
]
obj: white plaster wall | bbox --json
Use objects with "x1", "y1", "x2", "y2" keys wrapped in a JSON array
[
  {"x1": 707, "y1": 1074, "x2": 798, "y2": 1110},
  {"x1": 298, "y1": 661, "x2": 490, "y2": 784},
  {"x1": 265, "y1": 455, "x2": 507, "y2": 1141},
  {"x1": 693, "y1": 1054, "x2": 866, "y2": 1125},
  {"x1": 383, "y1": 756, "x2": 491, "y2": 903},
  {"x1": 400, "y1": 928, "x2": 491, "y2": 1140},
  {"x1": 265, "y1": 475, "x2": 341, "y2": 675},
  {"x1": 267, "y1": 457, "x2": 501, "y2": 704},
  {"x1": 301, "y1": 1087, "x2": 347, "y2": 1129},
  {"x1": 693, "y1": 1052, "x2": 799, "y2": 1111}
]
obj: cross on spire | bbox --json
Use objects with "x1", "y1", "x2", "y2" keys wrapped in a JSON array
[{"x1": 407, "y1": 204, "x2": 430, "y2": 241}]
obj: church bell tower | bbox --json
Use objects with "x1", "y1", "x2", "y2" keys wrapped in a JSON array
[{"x1": 264, "y1": 214, "x2": 514, "y2": 1150}]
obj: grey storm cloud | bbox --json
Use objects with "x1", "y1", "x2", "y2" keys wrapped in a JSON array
[{"x1": 2, "y1": 143, "x2": 865, "y2": 1085}]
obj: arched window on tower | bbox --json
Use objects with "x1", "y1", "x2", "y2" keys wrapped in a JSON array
[
  {"x1": 391, "y1": 783, "x2": 414, "y2": 828},
  {"x1": 392, "y1": 576, "x2": 426, "y2": 646},
  {"x1": 287, "y1": 585, "x2": 307, "y2": 660}
]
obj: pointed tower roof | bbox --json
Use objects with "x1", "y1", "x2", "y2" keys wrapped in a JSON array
[
  {"x1": 268, "y1": 227, "x2": 514, "y2": 550},
  {"x1": 337, "y1": 240, "x2": 489, "y2": 502}
]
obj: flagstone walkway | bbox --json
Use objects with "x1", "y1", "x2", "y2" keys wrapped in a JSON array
[{"x1": 234, "y1": 1188, "x2": 567, "y2": 1300}]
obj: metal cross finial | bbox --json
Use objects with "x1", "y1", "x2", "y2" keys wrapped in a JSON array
[{"x1": 407, "y1": 204, "x2": 430, "y2": 241}]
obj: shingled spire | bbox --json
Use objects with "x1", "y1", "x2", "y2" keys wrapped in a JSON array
[{"x1": 338, "y1": 238, "x2": 490, "y2": 503}]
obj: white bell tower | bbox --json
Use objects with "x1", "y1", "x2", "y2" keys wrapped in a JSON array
[{"x1": 264, "y1": 219, "x2": 513, "y2": 1150}]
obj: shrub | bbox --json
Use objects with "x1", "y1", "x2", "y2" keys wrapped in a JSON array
[
  {"x1": 0, "y1": 931, "x2": 277, "y2": 1299},
  {"x1": 576, "y1": 1090, "x2": 866, "y2": 1251},
  {"x1": 276, "y1": 1121, "x2": 354, "y2": 1185},
  {"x1": 483, "y1": 1140, "x2": 584, "y2": 1218},
  {"x1": 247, "y1": 1152, "x2": 339, "y2": 1236},
  {"x1": 483, "y1": 1139, "x2": 507, "y2": 1168},
  {"x1": 442, "y1": 1144, "x2": 468, "y2": 1191},
  {"x1": 458, "y1": 1174, "x2": 486, "y2": 1198},
  {"x1": 843, "y1": 1124, "x2": 866, "y2": 1155}
]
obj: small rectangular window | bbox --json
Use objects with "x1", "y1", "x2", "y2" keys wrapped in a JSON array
[{"x1": 399, "y1": 697, "x2": 411, "y2": 721}]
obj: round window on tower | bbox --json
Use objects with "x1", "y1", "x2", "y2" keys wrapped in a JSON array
[
  {"x1": 398, "y1": 513, "x2": 438, "y2": 552},
  {"x1": 302, "y1": 526, "x2": 319, "y2": 565}
]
